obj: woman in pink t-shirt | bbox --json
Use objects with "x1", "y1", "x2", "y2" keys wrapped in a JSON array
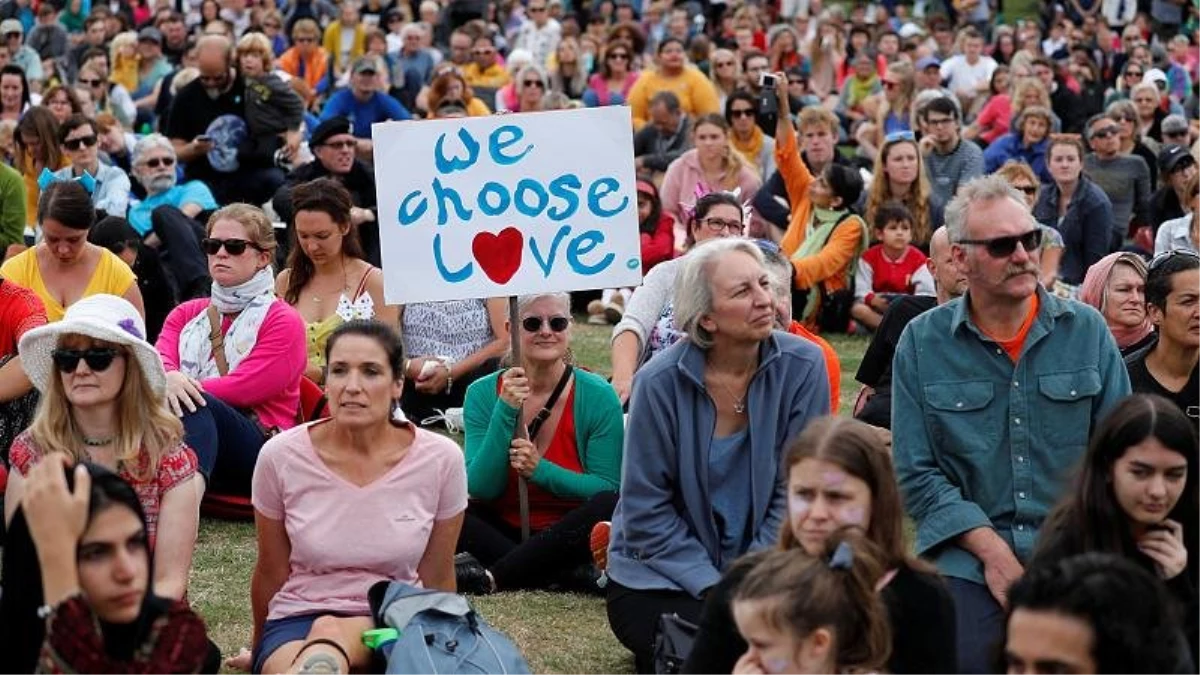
[{"x1": 246, "y1": 321, "x2": 467, "y2": 675}]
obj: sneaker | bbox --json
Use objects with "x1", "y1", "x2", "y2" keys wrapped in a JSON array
[
  {"x1": 455, "y1": 552, "x2": 493, "y2": 595},
  {"x1": 590, "y1": 521, "x2": 611, "y2": 572}
]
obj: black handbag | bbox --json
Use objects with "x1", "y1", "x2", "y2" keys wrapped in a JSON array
[{"x1": 653, "y1": 613, "x2": 699, "y2": 674}]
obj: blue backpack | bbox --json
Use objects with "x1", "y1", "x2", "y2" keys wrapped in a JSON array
[{"x1": 369, "y1": 581, "x2": 532, "y2": 675}]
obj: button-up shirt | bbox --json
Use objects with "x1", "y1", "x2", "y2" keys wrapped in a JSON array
[{"x1": 892, "y1": 286, "x2": 1131, "y2": 584}]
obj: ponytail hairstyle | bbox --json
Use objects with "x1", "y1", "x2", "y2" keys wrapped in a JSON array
[{"x1": 734, "y1": 529, "x2": 892, "y2": 673}]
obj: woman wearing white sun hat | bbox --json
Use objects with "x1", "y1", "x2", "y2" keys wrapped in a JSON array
[{"x1": 5, "y1": 293, "x2": 201, "y2": 601}]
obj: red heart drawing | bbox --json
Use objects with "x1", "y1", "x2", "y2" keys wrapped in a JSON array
[{"x1": 471, "y1": 227, "x2": 524, "y2": 284}]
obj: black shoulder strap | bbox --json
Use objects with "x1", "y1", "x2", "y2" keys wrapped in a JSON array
[{"x1": 527, "y1": 365, "x2": 573, "y2": 442}]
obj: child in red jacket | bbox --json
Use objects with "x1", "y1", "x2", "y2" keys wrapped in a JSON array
[
  {"x1": 587, "y1": 179, "x2": 675, "y2": 324},
  {"x1": 850, "y1": 201, "x2": 935, "y2": 331}
]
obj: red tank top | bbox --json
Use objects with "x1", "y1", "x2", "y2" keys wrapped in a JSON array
[{"x1": 494, "y1": 380, "x2": 583, "y2": 531}]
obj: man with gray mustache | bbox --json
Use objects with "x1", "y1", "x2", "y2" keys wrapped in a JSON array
[{"x1": 890, "y1": 174, "x2": 1131, "y2": 673}]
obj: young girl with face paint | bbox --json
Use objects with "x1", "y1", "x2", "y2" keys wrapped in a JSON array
[
  {"x1": 683, "y1": 417, "x2": 958, "y2": 674},
  {"x1": 730, "y1": 533, "x2": 891, "y2": 675}
]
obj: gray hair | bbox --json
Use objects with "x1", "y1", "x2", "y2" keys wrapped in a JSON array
[
  {"x1": 673, "y1": 238, "x2": 766, "y2": 350},
  {"x1": 516, "y1": 63, "x2": 548, "y2": 91},
  {"x1": 399, "y1": 22, "x2": 425, "y2": 40},
  {"x1": 131, "y1": 133, "x2": 176, "y2": 167},
  {"x1": 757, "y1": 243, "x2": 793, "y2": 301},
  {"x1": 1130, "y1": 82, "x2": 1159, "y2": 99},
  {"x1": 944, "y1": 175, "x2": 1029, "y2": 243},
  {"x1": 517, "y1": 292, "x2": 570, "y2": 316}
]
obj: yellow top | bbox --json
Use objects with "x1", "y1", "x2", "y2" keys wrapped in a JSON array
[
  {"x1": 111, "y1": 54, "x2": 139, "y2": 92},
  {"x1": 0, "y1": 246, "x2": 136, "y2": 322},
  {"x1": 22, "y1": 156, "x2": 70, "y2": 227},
  {"x1": 626, "y1": 67, "x2": 720, "y2": 130},
  {"x1": 463, "y1": 62, "x2": 511, "y2": 90}
]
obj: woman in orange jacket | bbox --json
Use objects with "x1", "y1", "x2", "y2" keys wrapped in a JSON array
[
  {"x1": 770, "y1": 72, "x2": 870, "y2": 331},
  {"x1": 277, "y1": 19, "x2": 330, "y2": 99}
]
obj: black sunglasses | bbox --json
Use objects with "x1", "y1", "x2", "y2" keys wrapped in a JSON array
[
  {"x1": 201, "y1": 237, "x2": 261, "y2": 255},
  {"x1": 79, "y1": 77, "x2": 104, "y2": 86},
  {"x1": 522, "y1": 79, "x2": 545, "y2": 89},
  {"x1": 52, "y1": 347, "x2": 121, "y2": 373},
  {"x1": 63, "y1": 134, "x2": 97, "y2": 151},
  {"x1": 143, "y1": 156, "x2": 175, "y2": 169},
  {"x1": 958, "y1": 229, "x2": 1042, "y2": 257},
  {"x1": 521, "y1": 315, "x2": 569, "y2": 333},
  {"x1": 1148, "y1": 249, "x2": 1200, "y2": 274},
  {"x1": 729, "y1": 108, "x2": 755, "y2": 118}
]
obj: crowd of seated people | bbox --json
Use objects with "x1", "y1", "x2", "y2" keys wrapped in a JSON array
[{"x1": 0, "y1": 1, "x2": 1193, "y2": 673}]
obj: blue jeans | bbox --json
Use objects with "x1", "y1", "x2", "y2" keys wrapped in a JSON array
[
  {"x1": 945, "y1": 577, "x2": 1005, "y2": 674},
  {"x1": 181, "y1": 393, "x2": 266, "y2": 496}
]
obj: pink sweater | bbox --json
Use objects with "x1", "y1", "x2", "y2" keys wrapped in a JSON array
[
  {"x1": 156, "y1": 299, "x2": 307, "y2": 432},
  {"x1": 660, "y1": 148, "x2": 761, "y2": 253}
]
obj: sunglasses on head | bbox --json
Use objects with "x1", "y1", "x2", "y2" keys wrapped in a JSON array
[
  {"x1": 63, "y1": 134, "x2": 97, "y2": 151},
  {"x1": 1148, "y1": 249, "x2": 1200, "y2": 273},
  {"x1": 201, "y1": 237, "x2": 261, "y2": 255},
  {"x1": 522, "y1": 315, "x2": 569, "y2": 332},
  {"x1": 958, "y1": 229, "x2": 1042, "y2": 258},
  {"x1": 142, "y1": 156, "x2": 175, "y2": 169},
  {"x1": 52, "y1": 347, "x2": 121, "y2": 373},
  {"x1": 885, "y1": 130, "x2": 915, "y2": 143}
]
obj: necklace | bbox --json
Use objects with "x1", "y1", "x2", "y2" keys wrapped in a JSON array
[
  {"x1": 81, "y1": 435, "x2": 115, "y2": 447},
  {"x1": 716, "y1": 380, "x2": 747, "y2": 414}
]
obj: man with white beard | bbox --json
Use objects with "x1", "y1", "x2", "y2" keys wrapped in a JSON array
[{"x1": 127, "y1": 134, "x2": 216, "y2": 299}]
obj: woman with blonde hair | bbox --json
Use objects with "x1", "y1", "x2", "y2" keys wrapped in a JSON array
[
  {"x1": 806, "y1": 18, "x2": 844, "y2": 102},
  {"x1": 548, "y1": 37, "x2": 588, "y2": 100},
  {"x1": 856, "y1": 61, "x2": 915, "y2": 162},
  {"x1": 156, "y1": 204, "x2": 307, "y2": 498},
  {"x1": 6, "y1": 294, "x2": 200, "y2": 601},
  {"x1": 706, "y1": 48, "x2": 740, "y2": 110},
  {"x1": 864, "y1": 132, "x2": 940, "y2": 250},
  {"x1": 660, "y1": 113, "x2": 761, "y2": 252},
  {"x1": 108, "y1": 31, "x2": 139, "y2": 93}
]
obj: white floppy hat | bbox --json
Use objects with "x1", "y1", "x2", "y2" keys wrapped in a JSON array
[{"x1": 18, "y1": 294, "x2": 166, "y2": 397}]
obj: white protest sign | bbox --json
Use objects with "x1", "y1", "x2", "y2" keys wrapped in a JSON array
[{"x1": 372, "y1": 107, "x2": 643, "y2": 305}]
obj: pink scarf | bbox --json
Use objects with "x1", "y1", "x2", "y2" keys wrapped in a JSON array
[{"x1": 1078, "y1": 252, "x2": 1154, "y2": 349}]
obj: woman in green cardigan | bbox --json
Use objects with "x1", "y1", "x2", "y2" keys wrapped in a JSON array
[{"x1": 457, "y1": 292, "x2": 625, "y2": 594}]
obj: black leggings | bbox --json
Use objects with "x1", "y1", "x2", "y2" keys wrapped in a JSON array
[
  {"x1": 606, "y1": 579, "x2": 704, "y2": 674},
  {"x1": 456, "y1": 491, "x2": 617, "y2": 591}
]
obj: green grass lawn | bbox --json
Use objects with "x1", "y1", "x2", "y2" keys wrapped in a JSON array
[{"x1": 191, "y1": 318, "x2": 870, "y2": 673}]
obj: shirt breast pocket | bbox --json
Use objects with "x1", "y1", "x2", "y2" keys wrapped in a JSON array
[
  {"x1": 924, "y1": 381, "x2": 996, "y2": 456},
  {"x1": 1037, "y1": 368, "x2": 1101, "y2": 449}
]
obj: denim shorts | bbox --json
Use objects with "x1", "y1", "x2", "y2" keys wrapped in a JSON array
[{"x1": 252, "y1": 612, "x2": 322, "y2": 674}]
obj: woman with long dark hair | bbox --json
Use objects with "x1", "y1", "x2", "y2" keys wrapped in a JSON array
[
  {"x1": 14, "y1": 107, "x2": 66, "y2": 228},
  {"x1": 0, "y1": 460, "x2": 210, "y2": 673},
  {"x1": 1034, "y1": 393, "x2": 1198, "y2": 658},
  {"x1": 0, "y1": 64, "x2": 31, "y2": 123},
  {"x1": 276, "y1": 178, "x2": 395, "y2": 385}
]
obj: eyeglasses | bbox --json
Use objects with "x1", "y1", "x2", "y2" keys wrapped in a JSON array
[
  {"x1": 80, "y1": 78, "x2": 104, "y2": 87},
  {"x1": 1090, "y1": 125, "x2": 1119, "y2": 139},
  {"x1": 321, "y1": 139, "x2": 357, "y2": 150},
  {"x1": 142, "y1": 156, "x2": 175, "y2": 168},
  {"x1": 729, "y1": 108, "x2": 755, "y2": 118},
  {"x1": 885, "y1": 130, "x2": 915, "y2": 143},
  {"x1": 958, "y1": 229, "x2": 1042, "y2": 258},
  {"x1": 52, "y1": 347, "x2": 121, "y2": 373},
  {"x1": 1148, "y1": 249, "x2": 1200, "y2": 273},
  {"x1": 700, "y1": 216, "x2": 743, "y2": 233},
  {"x1": 521, "y1": 315, "x2": 569, "y2": 332},
  {"x1": 528, "y1": 5, "x2": 546, "y2": 11},
  {"x1": 201, "y1": 237, "x2": 262, "y2": 255},
  {"x1": 925, "y1": 116, "x2": 956, "y2": 128},
  {"x1": 63, "y1": 134, "x2": 97, "y2": 151},
  {"x1": 522, "y1": 79, "x2": 545, "y2": 88},
  {"x1": 1012, "y1": 184, "x2": 1038, "y2": 195}
]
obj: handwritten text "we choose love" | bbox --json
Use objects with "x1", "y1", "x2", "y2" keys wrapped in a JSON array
[{"x1": 395, "y1": 124, "x2": 633, "y2": 285}]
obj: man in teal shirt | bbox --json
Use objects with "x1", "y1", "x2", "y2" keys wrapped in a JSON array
[{"x1": 892, "y1": 175, "x2": 1131, "y2": 673}]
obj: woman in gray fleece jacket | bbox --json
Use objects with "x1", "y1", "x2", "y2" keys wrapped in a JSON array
[{"x1": 603, "y1": 238, "x2": 831, "y2": 673}]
